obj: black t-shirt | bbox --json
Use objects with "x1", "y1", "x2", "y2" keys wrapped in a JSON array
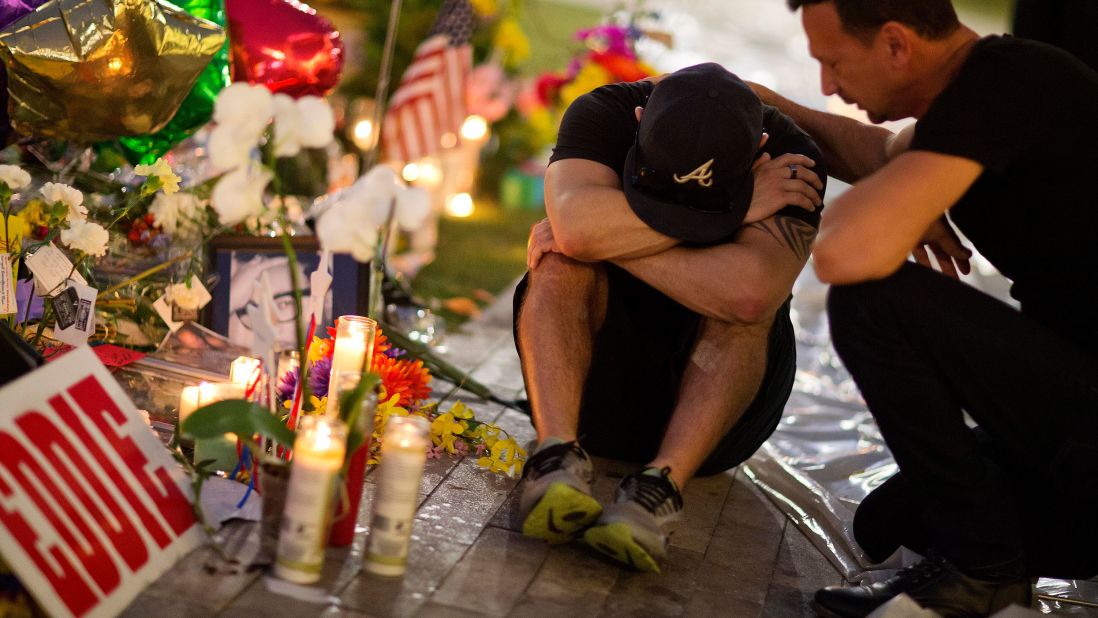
[
  {"x1": 911, "y1": 35, "x2": 1098, "y2": 351},
  {"x1": 550, "y1": 79, "x2": 826, "y2": 238}
]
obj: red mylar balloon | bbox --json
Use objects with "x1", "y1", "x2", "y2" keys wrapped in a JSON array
[{"x1": 225, "y1": 0, "x2": 343, "y2": 98}]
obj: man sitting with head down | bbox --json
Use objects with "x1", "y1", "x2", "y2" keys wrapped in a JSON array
[{"x1": 513, "y1": 63, "x2": 826, "y2": 572}]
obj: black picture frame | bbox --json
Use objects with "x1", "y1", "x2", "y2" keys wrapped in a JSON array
[{"x1": 204, "y1": 235, "x2": 369, "y2": 347}]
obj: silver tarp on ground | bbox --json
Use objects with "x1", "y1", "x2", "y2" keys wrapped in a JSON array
[{"x1": 745, "y1": 265, "x2": 1097, "y2": 613}]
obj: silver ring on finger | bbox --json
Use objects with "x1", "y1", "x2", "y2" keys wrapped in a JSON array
[{"x1": 790, "y1": 165, "x2": 798, "y2": 180}]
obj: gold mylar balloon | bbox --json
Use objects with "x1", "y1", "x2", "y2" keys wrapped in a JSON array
[{"x1": 0, "y1": 0, "x2": 225, "y2": 141}]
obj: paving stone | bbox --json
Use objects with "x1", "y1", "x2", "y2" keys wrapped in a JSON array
[
  {"x1": 120, "y1": 591, "x2": 206, "y2": 617},
  {"x1": 516, "y1": 542, "x2": 620, "y2": 616},
  {"x1": 717, "y1": 471, "x2": 788, "y2": 534},
  {"x1": 135, "y1": 521, "x2": 265, "y2": 613},
  {"x1": 414, "y1": 459, "x2": 516, "y2": 547},
  {"x1": 597, "y1": 546, "x2": 704, "y2": 617},
  {"x1": 339, "y1": 536, "x2": 470, "y2": 617},
  {"x1": 430, "y1": 526, "x2": 548, "y2": 616},
  {"x1": 671, "y1": 471, "x2": 735, "y2": 555},
  {"x1": 414, "y1": 601, "x2": 490, "y2": 617},
  {"x1": 220, "y1": 575, "x2": 357, "y2": 618},
  {"x1": 761, "y1": 519, "x2": 843, "y2": 617}
]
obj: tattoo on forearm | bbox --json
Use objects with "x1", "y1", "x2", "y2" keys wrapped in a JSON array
[{"x1": 747, "y1": 216, "x2": 817, "y2": 260}]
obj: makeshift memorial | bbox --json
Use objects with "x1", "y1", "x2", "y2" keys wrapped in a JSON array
[{"x1": 364, "y1": 414, "x2": 430, "y2": 576}]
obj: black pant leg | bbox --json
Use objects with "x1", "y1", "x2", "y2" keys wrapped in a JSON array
[{"x1": 828, "y1": 263, "x2": 1098, "y2": 574}]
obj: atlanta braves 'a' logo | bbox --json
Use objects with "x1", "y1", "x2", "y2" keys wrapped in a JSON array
[{"x1": 673, "y1": 159, "x2": 715, "y2": 187}]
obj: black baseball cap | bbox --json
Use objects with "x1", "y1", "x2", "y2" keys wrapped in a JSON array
[{"x1": 623, "y1": 63, "x2": 763, "y2": 243}]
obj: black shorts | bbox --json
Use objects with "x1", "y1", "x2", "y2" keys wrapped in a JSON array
[{"x1": 513, "y1": 264, "x2": 795, "y2": 476}]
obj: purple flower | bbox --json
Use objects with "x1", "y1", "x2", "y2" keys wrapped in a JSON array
[
  {"x1": 385, "y1": 346, "x2": 406, "y2": 359},
  {"x1": 277, "y1": 368, "x2": 298, "y2": 402},
  {"x1": 309, "y1": 355, "x2": 331, "y2": 399}
]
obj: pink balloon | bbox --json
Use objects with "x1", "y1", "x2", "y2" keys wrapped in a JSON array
[{"x1": 225, "y1": 0, "x2": 344, "y2": 98}]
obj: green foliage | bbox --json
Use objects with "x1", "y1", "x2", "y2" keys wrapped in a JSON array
[{"x1": 181, "y1": 399, "x2": 296, "y2": 449}]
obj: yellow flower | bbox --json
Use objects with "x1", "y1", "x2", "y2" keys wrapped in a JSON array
[
  {"x1": 430, "y1": 412, "x2": 466, "y2": 453},
  {"x1": 476, "y1": 437, "x2": 526, "y2": 477},
  {"x1": 307, "y1": 336, "x2": 330, "y2": 364},
  {"x1": 471, "y1": 423, "x2": 501, "y2": 448},
  {"x1": 448, "y1": 401, "x2": 474, "y2": 421},
  {"x1": 493, "y1": 18, "x2": 529, "y2": 68},
  {"x1": 469, "y1": 0, "x2": 496, "y2": 17},
  {"x1": 372, "y1": 390, "x2": 409, "y2": 441},
  {"x1": 560, "y1": 63, "x2": 613, "y2": 108},
  {"x1": 17, "y1": 199, "x2": 47, "y2": 229},
  {"x1": 134, "y1": 158, "x2": 181, "y2": 195}
]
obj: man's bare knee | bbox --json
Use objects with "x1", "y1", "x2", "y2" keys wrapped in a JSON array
[
  {"x1": 522, "y1": 254, "x2": 608, "y2": 330},
  {"x1": 690, "y1": 315, "x2": 774, "y2": 374}
]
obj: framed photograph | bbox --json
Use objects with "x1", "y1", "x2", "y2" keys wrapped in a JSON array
[{"x1": 205, "y1": 235, "x2": 369, "y2": 348}]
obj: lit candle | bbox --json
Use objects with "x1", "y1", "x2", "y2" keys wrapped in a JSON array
[
  {"x1": 364, "y1": 415, "x2": 430, "y2": 577},
  {"x1": 274, "y1": 416, "x2": 347, "y2": 584},
  {"x1": 326, "y1": 315, "x2": 376, "y2": 416},
  {"x1": 177, "y1": 384, "x2": 203, "y2": 426},
  {"x1": 229, "y1": 356, "x2": 261, "y2": 390},
  {"x1": 193, "y1": 382, "x2": 246, "y2": 472}
]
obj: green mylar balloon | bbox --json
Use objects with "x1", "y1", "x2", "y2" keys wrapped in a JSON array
[{"x1": 113, "y1": 0, "x2": 230, "y2": 165}]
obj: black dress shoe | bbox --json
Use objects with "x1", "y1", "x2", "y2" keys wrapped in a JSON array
[{"x1": 813, "y1": 554, "x2": 1031, "y2": 617}]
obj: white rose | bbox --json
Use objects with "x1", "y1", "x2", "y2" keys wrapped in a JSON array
[
  {"x1": 166, "y1": 277, "x2": 208, "y2": 310},
  {"x1": 295, "y1": 96, "x2": 335, "y2": 149},
  {"x1": 208, "y1": 124, "x2": 256, "y2": 173},
  {"x1": 211, "y1": 165, "x2": 272, "y2": 226},
  {"x1": 60, "y1": 219, "x2": 109, "y2": 256},
  {"x1": 316, "y1": 202, "x2": 379, "y2": 262},
  {"x1": 395, "y1": 187, "x2": 431, "y2": 231},
  {"x1": 213, "y1": 83, "x2": 274, "y2": 143},
  {"x1": 149, "y1": 192, "x2": 203, "y2": 235},
  {"x1": 40, "y1": 182, "x2": 86, "y2": 221},
  {"x1": 0, "y1": 165, "x2": 30, "y2": 190},
  {"x1": 272, "y1": 94, "x2": 304, "y2": 158}
]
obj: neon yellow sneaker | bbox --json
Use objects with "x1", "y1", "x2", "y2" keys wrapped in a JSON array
[
  {"x1": 519, "y1": 439, "x2": 602, "y2": 544},
  {"x1": 583, "y1": 467, "x2": 682, "y2": 573}
]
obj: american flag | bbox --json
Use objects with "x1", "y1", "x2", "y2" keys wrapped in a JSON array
[{"x1": 382, "y1": 0, "x2": 475, "y2": 163}]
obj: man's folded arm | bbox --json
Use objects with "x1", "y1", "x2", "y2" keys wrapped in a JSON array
[
  {"x1": 612, "y1": 212, "x2": 815, "y2": 325},
  {"x1": 545, "y1": 157, "x2": 679, "y2": 262}
]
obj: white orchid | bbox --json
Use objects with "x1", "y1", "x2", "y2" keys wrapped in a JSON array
[
  {"x1": 211, "y1": 164, "x2": 273, "y2": 226},
  {"x1": 149, "y1": 192, "x2": 204, "y2": 236},
  {"x1": 40, "y1": 182, "x2": 86, "y2": 221},
  {"x1": 208, "y1": 124, "x2": 257, "y2": 173},
  {"x1": 314, "y1": 165, "x2": 433, "y2": 262},
  {"x1": 0, "y1": 165, "x2": 30, "y2": 191},
  {"x1": 272, "y1": 94, "x2": 335, "y2": 157},
  {"x1": 315, "y1": 200, "x2": 380, "y2": 262},
  {"x1": 213, "y1": 83, "x2": 274, "y2": 144},
  {"x1": 395, "y1": 187, "x2": 431, "y2": 231},
  {"x1": 60, "y1": 219, "x2": 109, "y2": 256}
]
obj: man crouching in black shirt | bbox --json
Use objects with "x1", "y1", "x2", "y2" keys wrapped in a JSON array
[
  {"x1": 512, "y1": 63, "x2": 826, "y2": 573},
  {"x1": 755, "y1": 0, "x2": 1098, "y2": 615}
]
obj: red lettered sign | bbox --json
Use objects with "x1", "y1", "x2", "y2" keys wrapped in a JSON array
[{"x1": 0, "y1": 346, "x2": 202, "y2": 618}]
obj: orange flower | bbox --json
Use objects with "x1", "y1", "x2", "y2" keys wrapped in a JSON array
[
  {"x1": 374, "y1": 330, "x2": 392, "y2": 356},
  {"x1": 372, "y1": 354, "x2": 431, "y2": 408}
]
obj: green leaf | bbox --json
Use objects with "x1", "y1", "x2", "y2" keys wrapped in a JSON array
[{"x1": 181, "y1": 400, "x2": 295, "y2": 448}]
